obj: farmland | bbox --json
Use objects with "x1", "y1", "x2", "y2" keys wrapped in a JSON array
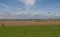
[
  {"x1": 0, "y1": 26, "x2": 60, "y2": 37},
  {"x1": 0, "y1": 19, "x2": 60, "y2": 37},
  {"x1": 0, "y1": 19, "x2": 60, "y2": 26}
]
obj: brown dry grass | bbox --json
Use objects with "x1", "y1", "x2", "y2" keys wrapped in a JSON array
[{"x1": 0, "y1": 20, "x2": 60, "y2": 26}]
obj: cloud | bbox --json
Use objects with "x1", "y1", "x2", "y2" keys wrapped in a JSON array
[
  {"x1": 0, "y1": 3, "x2": 11, "y2": 12},
  {"x1": 0, "y1": 3, "x2": 20, "y2": 12},
  {"x1": 18, "y1": 0, "x2": 36, "y2": 9},
  {"x1": 0, "y1": 3, "x2": 9, "y2": 8}
]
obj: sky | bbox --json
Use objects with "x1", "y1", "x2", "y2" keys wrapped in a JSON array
[{"x1": 0, "y1": 0, "x2": 60, "y2": 19}]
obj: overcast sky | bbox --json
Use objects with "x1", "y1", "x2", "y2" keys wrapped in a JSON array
[{"x1": 0, "y1": 0, "x2": 60, "y2": 19}]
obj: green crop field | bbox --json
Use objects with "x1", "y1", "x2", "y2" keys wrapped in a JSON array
[{"x1": 0, "y1": 25, "x2": 60, "y2": 37}]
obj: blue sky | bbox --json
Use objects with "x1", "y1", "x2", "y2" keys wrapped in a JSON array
[{"x1": 0, "y1": 0, "x2": 60, "y2": 19}]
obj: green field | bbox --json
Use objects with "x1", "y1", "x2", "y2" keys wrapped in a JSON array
[{"x1": 0, "y1": 25, "x2": 60, "y2": 37}]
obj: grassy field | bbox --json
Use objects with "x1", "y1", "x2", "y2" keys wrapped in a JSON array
[{"x1": 0, "y1": 25, "x2": 60, "y2": 37}]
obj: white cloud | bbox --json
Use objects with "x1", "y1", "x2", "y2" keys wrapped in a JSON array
[
  {"x1": 18, "y1": 0, "x2": 36, "y2": 9},
  {"x1": 17, "y1": 0, "x2": 44, "y2": 9}
]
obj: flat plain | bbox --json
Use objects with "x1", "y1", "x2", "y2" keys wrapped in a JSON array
[
  {"x1": 0, "y1": 26, "x2": 60, "y2": 37},
  {"x1": 0, "y1": 20, "x2": 60, "y2": 26},
  {"x1": 0, "y1": 20, "x2": 60, "y2": 37}
]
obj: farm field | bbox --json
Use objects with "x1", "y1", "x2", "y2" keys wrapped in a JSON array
[
  {"x1": 0, "y1": 26, "x2": 60, "y2": 37},
  {"x1": 0, "y1": 20, "x2": 60, "y2": 37},
  {"x1": 0, "y1": 20, "x2": 60, "y2": 26}
]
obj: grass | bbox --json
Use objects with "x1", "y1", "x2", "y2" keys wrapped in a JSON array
[{"x1": 0, "y1": 25, "x2": 60, "y2": 37}]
